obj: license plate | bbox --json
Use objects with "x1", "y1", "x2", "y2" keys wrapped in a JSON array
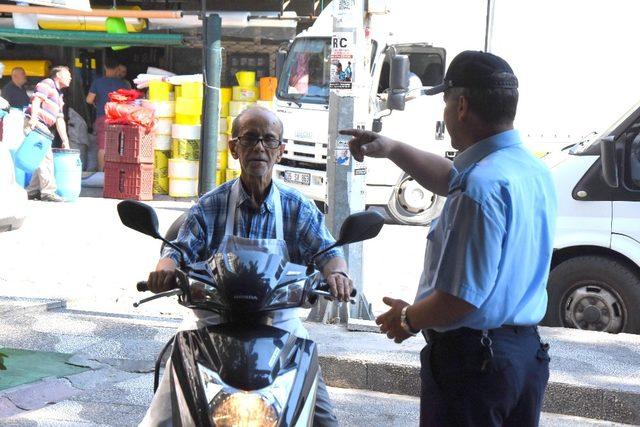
[{"x1": 283, "y1": 170, "x2": 311, "y2": 186}]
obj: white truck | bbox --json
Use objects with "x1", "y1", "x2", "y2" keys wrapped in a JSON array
[
  {"x1": 273, "y1": 1, "x2": 452, "y2": 225},
  {"x1": 540, "y1": 103, "x2": 640, "y2": 334}
]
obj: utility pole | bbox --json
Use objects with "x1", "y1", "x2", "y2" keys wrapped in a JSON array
[
  {"x1": 199, "y1": 13, "x2": 222, "y2": 195},
  {"x1": 308, "y1": 0, "x2": 374, "y2": 323},
  {"x1": 484, "y1": 0, "x2": 495, "y2": 52}
]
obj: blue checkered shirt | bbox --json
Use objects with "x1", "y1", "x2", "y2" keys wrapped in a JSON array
[{"x1": 162, "y1": 179, "x2": 343, "y2": 268}]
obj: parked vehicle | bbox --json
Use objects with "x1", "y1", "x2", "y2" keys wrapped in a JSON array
[
  {"x1": 541, "y1": 102, "x2": 640, "y2": 334},
  {"x1": 273, "y1": 1, "x2": 452, "y2": 226},
  {"x1": 117, "y1": 200, "x2": 384, "y2": 425}
]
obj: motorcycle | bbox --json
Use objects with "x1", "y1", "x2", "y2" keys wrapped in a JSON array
[{"x1": 117, "y1": 200, "x2": 384, "y2": 426}]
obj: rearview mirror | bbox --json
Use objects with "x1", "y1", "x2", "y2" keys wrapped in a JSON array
[
  {"x1": 600, "y1": 135, "x2": 619, "y2": 188},
  {"x1": 387, "y1": 55, "x2": 409, "y2": 111},
  {"x1": 389, "y1": 55, "x2": 409, "y2": 90},
  {"x1": 276, "y1": 50, "x2": 287, "y2": 80},
  {"x1": 335, "y1": 210, "x2": 385, "y2": 246},
  {"x1": 117, "y1": 200, "x2": 162, "y2": 239}
]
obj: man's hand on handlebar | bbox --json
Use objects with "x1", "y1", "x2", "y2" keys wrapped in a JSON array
[
  {"x1": 147, "y1": 258, "x2": 178, "y2": 294},
  {"x1": 326, "y1": 271, "x2": 353, "y2": 303}
]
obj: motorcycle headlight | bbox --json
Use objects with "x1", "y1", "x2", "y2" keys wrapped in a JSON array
[
  {"x1": 199, "y1": 364, "x2": 298, "y2": 426},
  {"x1": 211, "y1": 392, "x2": 278, "y2": 427}
]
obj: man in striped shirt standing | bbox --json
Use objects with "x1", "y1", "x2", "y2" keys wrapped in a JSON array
[{"x1": 25, "y1": 66, "x2": 72, "y2": 202}]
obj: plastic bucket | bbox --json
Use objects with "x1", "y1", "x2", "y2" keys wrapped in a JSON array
[
  {"x1": 14, "y1": 129, "x2": 53, "y2": 173},
  {"x1": 148, "y1": 81, "x2": 172, "y2": 102},
  {"x1": 259, "y1": 77, "x2": 278, "y2": 101},
  {"x1": 53, "y1": 148, "x2": 82, "y2": 201},
  {"x1": 181, "y1": 81, "x2": 203, "y2": 99},
  {"x1": 235, "y1": 71, "x2": 256, "y2": 86}
]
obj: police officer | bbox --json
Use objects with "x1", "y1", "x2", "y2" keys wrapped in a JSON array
[{"x1": 341, "y1": 51, "x2": 557, "y2": 426}]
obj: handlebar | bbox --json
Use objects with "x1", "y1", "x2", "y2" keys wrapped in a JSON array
[
  {"x1": 137, "y1": 281, "x2": 149, "y2": 292},
  {"x1": 317, "y1": 283, "x2": 357, "y2": 298}
]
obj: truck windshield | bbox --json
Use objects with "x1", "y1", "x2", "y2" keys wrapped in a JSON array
[{"x1": 277, "y1": 38, "x2": 330, "y2": 105}]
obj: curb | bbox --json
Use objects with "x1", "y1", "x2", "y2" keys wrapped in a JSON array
[
  {"x1": 318, "y1": 355, "x2": 640, "y2": 425},
  {"x1": 0, "y1": 297, "x2": 66, "y2": 316}
]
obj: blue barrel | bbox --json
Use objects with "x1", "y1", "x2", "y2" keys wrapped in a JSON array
[
  {"x1": 53, "y1": 148, "x2": 82, "y2": 202},
  {"x1": 14, "y1": 129, "x2": 53, "y2": 173}
]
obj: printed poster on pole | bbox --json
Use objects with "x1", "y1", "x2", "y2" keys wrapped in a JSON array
[{"x1": 330, "y1": 31, "x2": 354, "y2": 95}]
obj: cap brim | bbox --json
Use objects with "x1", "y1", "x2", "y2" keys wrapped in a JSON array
[{"x1": 425, "y1": 83, "x2": 447, "y2": 95}]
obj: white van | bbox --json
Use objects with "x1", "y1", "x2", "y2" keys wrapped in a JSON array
[{"x1": 542, "y1": 102, "x2": 640, "y2": 334}]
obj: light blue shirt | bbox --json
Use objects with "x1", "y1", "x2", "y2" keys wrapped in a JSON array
[{"x1": 415, "y1": 129, "x2": 557, "y2": 331}]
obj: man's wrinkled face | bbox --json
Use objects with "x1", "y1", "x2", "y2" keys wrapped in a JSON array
[{"x1": 229, "y1": 110, "x2": 285, "y2": 179}]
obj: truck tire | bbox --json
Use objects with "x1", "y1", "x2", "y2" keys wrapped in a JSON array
[
  {"x1": 160, "y1": 212, "x2": 187, "y2": 255},
  {"x1": 543, "y1": 256, "x2": 640, "y2": 334},
  {"x1": 386, "y1": 174, "x2": 444, "y2": 226}
]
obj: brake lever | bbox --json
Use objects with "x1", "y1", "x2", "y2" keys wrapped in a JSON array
[{"x1": 133, "y1": 289, "x2": 183, "y2": 307}]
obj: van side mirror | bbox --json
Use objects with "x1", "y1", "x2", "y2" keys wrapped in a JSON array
[
  {"x1": 387, "y1": 55, "x2": 409, "y2": 111},
  {"x1": 276, "y1": 51, "x2": 287, "y2": 79},
  {"x1": 600, "y1": 135, "x2": 619, "y2": 188}
]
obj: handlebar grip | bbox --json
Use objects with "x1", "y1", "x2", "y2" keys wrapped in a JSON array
[
  {"x1": 318, "y1": 283, "x2": 357, "y2": 298},
  {"x1": 137, "y1": 281, "x2": 149, "y2": 292}
]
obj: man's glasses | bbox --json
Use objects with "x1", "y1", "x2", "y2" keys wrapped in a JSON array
[{"x1": 232, "y1": 134, "x2": 282, "y2": 149}]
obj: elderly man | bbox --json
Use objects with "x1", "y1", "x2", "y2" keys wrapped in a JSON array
[
  {"x1": 2, "y1": 67, "x2": 30, "y2": 109},
  {"x1": 25, "y1": 66, "x2": 72, "y2": 202},
  {"x1": 342, "y1": 51, "x2": 557, "y2": 426},
  {"x1": 141, "y1": 106, "x2": 350, "y2": 426}
]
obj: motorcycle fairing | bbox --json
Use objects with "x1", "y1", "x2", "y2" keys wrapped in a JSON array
[{"x1": 169, "y1": 323, "x2": 319, "y2": 426}]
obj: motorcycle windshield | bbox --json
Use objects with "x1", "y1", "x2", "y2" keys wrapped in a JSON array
[{"x1": 190, "y1": 247, "x2": 311, "y2": 314}]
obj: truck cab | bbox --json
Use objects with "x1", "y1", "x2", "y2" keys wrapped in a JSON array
[
  {"x1": 272, "y1": 4, "x2": 452, "y2": 225},
  {"x1": 542, "y1": 102, "x2": 640, "y2": 334}
]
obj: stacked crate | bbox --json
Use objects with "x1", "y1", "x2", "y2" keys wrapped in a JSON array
[{"x1": 103, "y1": 124, "x2": 154, "y2": 200}]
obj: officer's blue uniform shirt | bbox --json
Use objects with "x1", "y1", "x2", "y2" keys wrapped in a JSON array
[{"x1": 415, "y1": 129, "x2": 557, "y2": 332}]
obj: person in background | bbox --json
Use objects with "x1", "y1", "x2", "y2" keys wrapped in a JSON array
[
  {"x1": 116, "y1": 63, "x2": 132, "y2": 89},
  {"x1": 25, "y1": 66, "x2": 72, "y2": 202},
  {"x1": 86, "y1": 57, "x2": 130, "y2": 171},
  {"x1": 2, "y1": 67, "x2": 30, "y2": 110}
]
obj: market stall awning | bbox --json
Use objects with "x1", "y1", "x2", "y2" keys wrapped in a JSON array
[{"x1": 0, "y1": 28, "x2": 183, "y2": 47}]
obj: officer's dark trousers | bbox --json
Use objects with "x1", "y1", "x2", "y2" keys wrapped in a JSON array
[{"x1": 419, "y1": 326, "x2": 550, "y2": 427}]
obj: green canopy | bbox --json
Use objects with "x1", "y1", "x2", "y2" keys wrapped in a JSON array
[{"x1": 0, "y1": 28, "x2": 183, "y2": 48}]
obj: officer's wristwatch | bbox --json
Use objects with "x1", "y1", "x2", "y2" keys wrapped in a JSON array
[{"x1": 400, "y1": 305, "x2": 420, "y2": 336}]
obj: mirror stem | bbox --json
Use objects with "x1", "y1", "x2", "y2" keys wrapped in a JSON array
[{"x1": 162, "y1": 239, "x2": 187, "y2": 267}]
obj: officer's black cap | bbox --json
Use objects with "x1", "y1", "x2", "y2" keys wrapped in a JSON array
[{"x1": 425, "y1": 50, "x2": 518, "y2": 95}]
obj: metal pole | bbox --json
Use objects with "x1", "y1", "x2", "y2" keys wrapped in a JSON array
[
  {"x1": 199, "y1": 13, "x2": 222, "y2": 195},
  {"x1": 308, "y1": 0, "x2": 373, "y2": 323},
  {"x1": 484, "y1": 0, "x2": 495, "y2": 52}
]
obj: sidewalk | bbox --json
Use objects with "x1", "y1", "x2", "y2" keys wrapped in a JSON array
[{"x1": 1, "y1": 297, "x2": 638, "y2": 425}]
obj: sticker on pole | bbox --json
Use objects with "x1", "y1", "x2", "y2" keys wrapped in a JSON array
[
  {"x1": 330, "y1": 32, "x2": 354, "y2": 94},
  {"x1": 335, "y1": 148, "x2": 351, "y2": 166}
]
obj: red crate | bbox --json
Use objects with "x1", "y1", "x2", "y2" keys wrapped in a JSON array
[
  {"x1": 104, "y1": 124, "x2": 154, "y2": 164},
  {"x1": 103, "y1": 162, "x2": 154, "y2": 200}
]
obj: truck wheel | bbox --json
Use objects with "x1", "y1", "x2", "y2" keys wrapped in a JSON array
[
  {"x1": 160, "y1": 212, "x2": 187, "y2": 255},
  {"x1": 543, "y1": 256, "x2": 640, "y2": 334},
  {"x1": 386, "y1": 174, "x2": 444, "y2": 226}
]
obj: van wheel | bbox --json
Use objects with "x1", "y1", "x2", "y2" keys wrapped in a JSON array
[
  {"x1": 386, "y1": 174, "x2": 444, "y2": 226},
  {"x1": 543, "y1": 256, "x2": 640, "y2": 334},
  {"x1": 160, "y1": 212, "x2": 187, "y2": 255}
]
